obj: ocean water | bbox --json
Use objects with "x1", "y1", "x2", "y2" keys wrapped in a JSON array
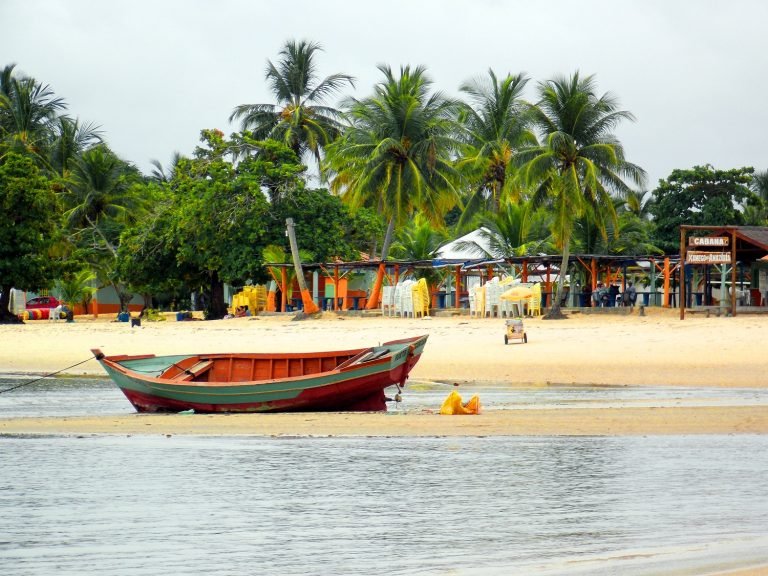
[
  {"x1": 2, "y1": 435, "x2": 768, "y2": 575},
  {"x1": 1, "y1": 379, "x2": 768, "y2": 575}
]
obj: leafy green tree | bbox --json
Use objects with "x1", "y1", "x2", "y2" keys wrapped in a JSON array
[
  {"x1": 162, "y1": 132, "x2": 283, "y2": 318},
  {"x1": 267, "y1": 187, "x2": 383, "y2": 263},
  {"x1": 456, "y1": 69, "x2": 535, "y2": 220},
  {"x1": 230, "y1": 40, "x2": 354, "y2": 166},
  {"x1": 650, "y1": 165, "x2": 756, "y2": 252},
  {"x1": 325, "y1": 65, "x2": 461, "y2": 307},
  {"x1": 520, "y1": 72, "x2": 645, "y2": 318},
  {"x1": 117, "y1": 183, "x2": 189, "y2": 309},
  {"x1": 0, "y1": 153, "x2": 59, "y2": 323}
]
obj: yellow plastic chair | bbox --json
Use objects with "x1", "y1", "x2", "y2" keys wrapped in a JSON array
[
  {"x1": 411, "y1": 279, "x2": 430, "y2": 318},
  {"x1": 528, "y1": 283, "x2": 542, "y2": 317}
]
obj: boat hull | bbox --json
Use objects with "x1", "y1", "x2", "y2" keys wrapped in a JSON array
[{"x1": 94, "y1": 335, "x2": 427, "y2": 413}]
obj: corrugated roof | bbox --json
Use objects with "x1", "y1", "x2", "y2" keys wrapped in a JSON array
[{"x1": 735, "y1": 227, "x2": 768, "y2": 251}]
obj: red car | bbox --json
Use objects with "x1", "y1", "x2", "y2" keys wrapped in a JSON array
[
  {"x1": 25, "y1": 296, "x2": 63, "y2": 318},
  {"x1": 26, "y1": 296, "x2": 61, "y2": 310}
]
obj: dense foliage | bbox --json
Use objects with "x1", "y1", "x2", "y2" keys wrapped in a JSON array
[
  {"x1": 2, "y1": 41, "x2": 766, "y2": 322},
  {"x1": 0, "y1": 154, "x2": 60, "y2": 322}
]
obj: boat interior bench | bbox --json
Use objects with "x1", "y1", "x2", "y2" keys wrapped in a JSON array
[
  {"x1": 336, "y1": 348, "x2": 390, "y2": 369},
  {"x1": 171, "y1": 359, "x2": 214, "y2": 382}
]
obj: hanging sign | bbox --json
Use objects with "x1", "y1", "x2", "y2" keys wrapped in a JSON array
[
  {"x1": 686, "y1": 251, "x2": 732, "y2": 264},
  {"x1": 688, "y1": 236, "x2": 729, "y2": 247}
]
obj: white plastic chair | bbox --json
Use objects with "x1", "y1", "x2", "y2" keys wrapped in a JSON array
[
  {"x1": 398, "y1": 280, "x2": 415, "y2": 318},
  {"x1": 381, "y1": 286, "x2": 395, "y2": 316},
  {"x1": 484, "y1": 278, "x2": 501, "y2": 318}
]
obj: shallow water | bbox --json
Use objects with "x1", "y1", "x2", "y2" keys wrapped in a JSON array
[
  {"x1": 1, "y1": 435, "x2": 767, "y2": 575},
  {"x1": 1, "y1": 377, "x2": 767, "y2": 418}
]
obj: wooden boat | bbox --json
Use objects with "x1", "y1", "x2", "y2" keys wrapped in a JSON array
[{"x1": 91, "y1": 335, "x2": 428, "y2": 413}]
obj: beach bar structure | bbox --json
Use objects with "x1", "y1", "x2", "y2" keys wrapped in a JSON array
[
  {"x1": 263, "y1": 252, "x2": 708, "y2": 314},
  {"x1": 679, "y1": 225, "x2": 768, "y2": 320}
]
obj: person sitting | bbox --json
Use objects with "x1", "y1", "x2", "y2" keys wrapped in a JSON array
[{"x1": 234, "y1": 305, "x2": 247, "y2": 318}]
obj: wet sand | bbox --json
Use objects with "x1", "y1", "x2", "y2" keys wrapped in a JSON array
[
  {"x1": 2, "y1": 406, "x2": 768, "y2": 437},
  {"x1": 1, "y1": 310, "x2": 767, "y2": 440}
]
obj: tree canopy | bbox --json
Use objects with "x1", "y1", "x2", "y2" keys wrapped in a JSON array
[
  {"x1": 0, "y1": 153, "x2": 60, "y2": 322},
  {"x1": 650, "y1": 165, "x2": 757, "y2": 253}
]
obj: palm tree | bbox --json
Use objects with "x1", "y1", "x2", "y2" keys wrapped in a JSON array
[
  {"x1": 0, "y1": 64, "x2": 66, "y2": 164},
  {"x1": 456, "y1": 69, "x2": 536, "y2": 220},
  {"x1": 48, "y1": 116, "x2": 102, "y2": 177},
  {"x1": 467, "y1": 200, "x2": 553, "y2": 258},
  {"x1": 230, "y1": 40, "x2": 354, "y2": 167},
  {"x1": 520, "y1": 72, "x2": 646, "y2": 318},
  {"x1": 63, "y1": 145, "x2": 144, "y2": 312},
  {"x1": 56, "y1": 268, "x2": 97, "y2": 314},
  {"x1": 745, "y1": 169, "x2": 768, "y2": 225},
  {"x1": 325, "y1": 64, "x2": 462, "y2": 308},
  {"x1": 148, "y1": 151, "x2": 183, "y2": 183},
  {"x1": 390, "y1": 215, "x2": 449, "y2": 287}
]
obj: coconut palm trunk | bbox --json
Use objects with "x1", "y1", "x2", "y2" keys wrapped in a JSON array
[
  {"x1": 546, "y1": 240, "x2": 570, "y2": 319},
  {"x1": 286, "y1": 218, "x2": 320, "y2": 314},
  {"x1": 365, "y1": 218, "x2": 395, "y2": 309}
]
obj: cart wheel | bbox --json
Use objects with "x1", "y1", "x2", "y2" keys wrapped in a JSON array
[
  {"x1": 504, "y1": 335, "x2": 509, "y2": 345},
  {"x1": 523, "y1": 333, "x2": 528, "y2": 343}
]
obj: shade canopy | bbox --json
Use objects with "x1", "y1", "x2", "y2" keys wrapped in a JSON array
[{"x1": 500, "y1": 286, "x2": 533, "y2": 301}]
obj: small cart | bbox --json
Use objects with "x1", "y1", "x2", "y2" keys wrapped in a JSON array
[{"x1": 504, "y1": 318, "x2": 527, "y2": 344}]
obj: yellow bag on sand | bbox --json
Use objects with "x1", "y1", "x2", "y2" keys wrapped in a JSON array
[{"x1": 439, "y1": 390, "x2": 482, "y2": 415}]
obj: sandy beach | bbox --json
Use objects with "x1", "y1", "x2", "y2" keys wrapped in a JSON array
[{"x1": 1, "y1": 308, "x2": 767, "y2": 437}]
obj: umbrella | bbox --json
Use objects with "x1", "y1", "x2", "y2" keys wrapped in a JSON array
[{"x1": 500, "y1": 286, "x2": 533, "y2": 301}]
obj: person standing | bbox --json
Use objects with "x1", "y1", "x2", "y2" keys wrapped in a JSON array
[{"x1": 627, "y1": 281, "x2": 637, "y2": 309}]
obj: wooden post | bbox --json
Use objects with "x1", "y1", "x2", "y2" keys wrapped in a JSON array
[
  {"x1": 545, "y1": 263, "x2": 551, "y2": 307},
  {"x1": 454, "y1": 266, "x2": 461, "y2": 309},
  {"x1": 522, "y1": 259, "x2": 528, "y2": 283},
  {"x1": 663, "y1": 257, "x2": 671, "y2": 308},
  {"x1": 286, "y1": 218, "x2": 319, "y2": 314},
  {"x1": 281, "y1": 267, "x2": 288, "y2": 312},
  {"x1": 680, "y1": 226, "x2": 686, "y2": 320},
  {"x1": 591, "y1": 258, "x2": 597, "y2": 290}
]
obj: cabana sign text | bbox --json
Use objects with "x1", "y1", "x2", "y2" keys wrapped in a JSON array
[{"x1": 688, "y1": 236, "x2": 729, "y2": 247}]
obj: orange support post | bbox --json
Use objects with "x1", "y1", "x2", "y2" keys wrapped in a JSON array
[
  {"x1": 522, "y1": 260, "x2": 528, "y2": 283},
  {"x1": 334, "y1": 265, "x2": 340, "y2": 312},
  {"x1": 663, "y1": 258, "x2": 670, "y2": 308},
  {"x1": 365, "y1": 263, "x2": 386, "y2": 310}
]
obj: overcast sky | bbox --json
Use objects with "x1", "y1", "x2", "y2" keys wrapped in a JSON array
[{"x1": 2, "y1": 0, "x2": 766, "y2": 189}]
